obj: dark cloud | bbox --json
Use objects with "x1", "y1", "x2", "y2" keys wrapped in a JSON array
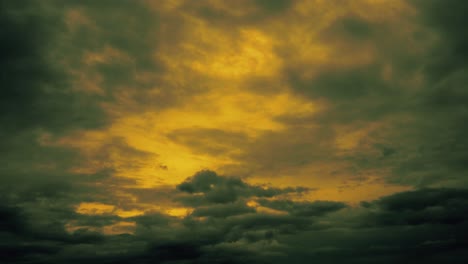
[
  {"x1": 177, "y1": 170, "x2": 310, "y2": 205},
  {"x1": 3, "y1": 171, "x2": 468, "y2": 263},
  {"x1": 0, "y1": 1, "x2": 108, "y2": 134},
  {"x1": 0, "y1": 206, "x2": 25, "y2": 234},
  {"x1": 257, "y1": 199, "x2": 347, "y2": 217},
  {"x1": 185, "y1": 0, "x2": 293, "y2": 27},
  {"x1": 361, "y1": 188, "x2": 468, "y2": 226},
  {"x1": 272, "y1": 188, "x2": 468, "y2": 264},
  {"x1": 0, "y1": 1, "x2": 126, "y2": 237},
  {"x1": 379, "y1": 0, "x2": 468, "y2": 188},
  {"x1": 412, "y1": 0, "x2": 468, "y2": 80},
  {"x1": 61, "y1": 0, "x2": 164, "y2": 90},
  {"x1": 254, "y1": 0, "x2": 293, "y2": 14},
  {"x1": 191, "y1": 202, "x2": 256, "y2": 218}
]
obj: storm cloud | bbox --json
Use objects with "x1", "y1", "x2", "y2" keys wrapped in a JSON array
[{"x1": 1, "y1": 0, "x2": 468, "y2": 263}]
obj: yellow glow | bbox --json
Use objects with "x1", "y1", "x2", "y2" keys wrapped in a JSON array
[
  {"x1": 115, "y1": 209, "x2": 145, "y2": 218},
  {"x1": 248, "y1": 171, "x2": 411, "y2": 204},
  {"x1": 189, "y1": 29, "x2": 280, "y2": 78},
  {"x1": 102, "y1": 221, "x2": 136, "y2": 235},
  {"x1": 50, "y1": 86, "x2": 317, "y2": 187},
  {"x1": 308, "y1": 183, "x2": 411, "y2": 205},
  {"x1": 247, "y1": 200, "x2": 287, "y2": 215},
  {"x1": 246, "y1": 200, "x2": 259, "y2": 208},
  {"x1": 256, "y1": 206, "x2": 288, "y2": 216},
  {"x1": 76, "y1": 202, "x2": 115, "y2": 215},
  {"x1": 47, "y1": 0, "x2": 418, "y2": 212},
  {"x1": 165, "y1": 207, "x2": 193, "y2": 218}
]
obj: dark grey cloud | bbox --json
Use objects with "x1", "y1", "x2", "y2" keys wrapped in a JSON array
[
  {"x1": 257, "y1": 199, "x2": 347, "y2": 217},
  {"x1": 0, "y1": 1, "x2": 107, "y2": 134},
  {"x1": 386, "y1": 1, "x2": 468, "y2": 188},
  {"x1": 60, "y1": 0, "x2": 164, "y2": 89},
  {"x1": 266, "y1": 187, "x2": 468, "y2": 264},
  {"x1": 191, "y1": 202, "x2": 256, "y2": 218},
  {"x1": 361, "y1": 188, "x2": 468, "y2": 226},
  {"x1": 254, "y1": 0, "x2": 293, "y2": 14},
  {"x1": 2, "y1": 170, "x2": 468, "y2": 264},
  {"x1": 0, "y1": 1, "x2": 161, "y2": 246},
  {"x1": 176, "y1": 170, "x2": 310, "y2": 205},
  {"x1": 324, "y1": 15, "x2": 374, "y2": 40},
  {"x1": 412, "y1": 0, "x2": 468, "y2": 80},
  {"x1": 0, "y1": 0, "x2": 126, "y2": 222}
]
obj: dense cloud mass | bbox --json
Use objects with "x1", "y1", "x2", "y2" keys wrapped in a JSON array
[{"x1": 1, "y1": 0, "x2": 468, "y2": 263}]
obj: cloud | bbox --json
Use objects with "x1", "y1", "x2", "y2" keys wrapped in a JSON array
[
  {"x1": 412, "y1": 0, "x2": 468, "y2": 79},
  {"x1": 361, "y1": 188, "x2": 468, "y2": 226},
  {"x1": 191, "y1": 202, "x2": 255, "y2": 218},
  {"x1": 168, "y1": 128, "x2": 250, "y2": 156},
  {"x1": 176, "y1": 170, "x2": 310, "y2": 205},
  {"x1": 2, "y1": 171, "x2": 468, "y2": 263},
  {"x1": 273, "y1": 187, "x2": 468, "y2": 264},
  {"x1": 257, "y1": 199, "x2": 347, "y2": 217},
  {"x1": 2, "y1": 0, "x2": 468, "y2": 263},
  {"x1": 0, "y1": 1, "x2": 108, "y2": 135}
]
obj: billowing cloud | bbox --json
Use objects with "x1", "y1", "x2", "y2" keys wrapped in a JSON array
[{"x1": 176, "y1": 170, "x2": 310, "y2": 205}]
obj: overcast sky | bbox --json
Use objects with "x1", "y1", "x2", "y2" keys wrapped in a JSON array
[{"x1": 1, "y1": 0, "x2": 468, "y2": 263}]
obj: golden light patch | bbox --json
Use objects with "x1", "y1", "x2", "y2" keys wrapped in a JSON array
[
  {"x1": 75, "y1": 202, "x2": 144, "y2": 221},
  {"x1": 156, "y1": 12, "x2": 280, "y2": 81},
  {"x1": 111, "y1": 91, "x2": 315, "y2": 185},
  {"x1": 114, "y1": 209, "x2": 145, "y2": 218},
  {"x1": 152, "y1": 90, "x2": 316, "y2": 136},
  {"x1": 246, "y1": 200, "x2": 259, "y2": 208},
  {"x1": 255, "y1": 206, "x2": 288, "y2": 216},
  {"x1": 102, "y1": 221, "x2": 136, "y2": 235},
  {"x1": 189, "y1": 29, "x2": 281, "y2": 78},
  {"x1": 50, "y1": 83, "x2": 317, "y2": 187},
  {"x1": 248, "y1": 166, "x2": 411, "y2": 204},
  {"x1": 247, "y1": 199, "x2": 288, "y2": 216},
  {"x1": 307, "y1": 180, "x2": 412, "y2": 205},
  {"x1": 165, "y1": 207, "x2": 193, "y2": 218},
  {"x1": 76, "y1": 202, "x2": 115, "y2": 215}
]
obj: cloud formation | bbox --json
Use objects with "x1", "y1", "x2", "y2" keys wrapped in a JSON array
[{"x1": 1, "y1": 0, "x2": 468, "y2": 263}]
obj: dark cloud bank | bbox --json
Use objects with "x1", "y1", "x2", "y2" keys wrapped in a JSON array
[
  {"x1": 1, "y1": 170, "x2": 468, "y2": 263},
  {"x1": 2, "y1": 0, "x2": 468, "y2": 263}
]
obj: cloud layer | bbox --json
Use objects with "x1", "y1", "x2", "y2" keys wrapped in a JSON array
[{"x1": 1, "y1": 0, "x2": 468, "y2": 263}]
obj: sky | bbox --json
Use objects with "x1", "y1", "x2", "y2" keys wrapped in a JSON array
[{"x1": 1, "y1": 0, "x2": 468, "y2": 263}]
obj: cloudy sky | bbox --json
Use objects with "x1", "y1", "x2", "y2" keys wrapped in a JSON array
[{"x1": 1, "y1": 0, "x2": 468, "y2": 263}]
